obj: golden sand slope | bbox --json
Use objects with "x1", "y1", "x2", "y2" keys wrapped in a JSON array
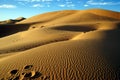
[{"x1": 0, "y1": 9, "x2": 120, "y2": 80}]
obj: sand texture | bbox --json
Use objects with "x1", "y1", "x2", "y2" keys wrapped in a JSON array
[{"x1": 0, "y1": 9, "x2": 120, "y2": 80}]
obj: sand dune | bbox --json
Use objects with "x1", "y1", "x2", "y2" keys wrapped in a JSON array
[
  {"x1": 0, "y1": 17, "x2": 25, "y2": 24},
  {"x1": 0, "y1": 9, "x2": 120, "y2": 80},
  {"x1": 18, "y1": 9, "x2": 120, "y2": 24}
]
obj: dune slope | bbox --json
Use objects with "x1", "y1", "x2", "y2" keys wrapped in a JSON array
[{"x1": 0, "y1": 9, "x2": 120, "y2": 80}]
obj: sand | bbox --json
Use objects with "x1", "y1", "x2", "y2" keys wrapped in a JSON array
[{"x1": 0, "y1": 8, "x2": 120, "y2": 80}]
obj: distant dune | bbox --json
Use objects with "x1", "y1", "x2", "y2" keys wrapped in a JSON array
[
  {"x1": 0, "y1": 9, "x2": 120, "y2": 80},
  {"x1": 0, "y1": 17, "x2": 25, "y2": 24}
]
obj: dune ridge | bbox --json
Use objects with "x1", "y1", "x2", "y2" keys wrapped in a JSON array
[
  {"x1": 0, "y1": 17, "x2": 25, "y2": 24},
  {"x1": 0, "y1": 9, "x2": 120, "y2": 80}
]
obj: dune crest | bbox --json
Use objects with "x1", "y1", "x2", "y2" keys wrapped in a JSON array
[{"x1": 0, "y1": 9, "x2": 120, "y2": 80}]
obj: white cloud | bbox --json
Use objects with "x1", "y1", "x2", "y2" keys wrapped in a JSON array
[
  {"x1": 66, "y1": 1, "x2": 73, "y2": 4},
  {"x1": 84, "y1": 4, "x2": 89, "y2": 7},
  {"x1": 17, "y1": 0, "x2": 31, "y2": 2},
  {"x1": 88, "y1": 1, "x2": 111, "y2": 5},
  {"x1": 32, "y1": 0, "x2": 40, "y2": 2},
  {"x1": 67, "y1": 4, "x2": 75, "y2": 7},
  {"x1": 58, "y1": 3, "x2": 75, "y2": 8},
  {"x1": 58, "y1": 4, "x2": 65, "y2": 7},
  {"x1": 47, "y1": 5, "x2": 50, "y2": 7},
  {"x1": 65, "y1": 1, "x2": 75, "y2": 7},
  {"x1": 109, "y1": 2, "x2": 120, "y2": 5},
  {"x1": 18, "y1": 0, "x2": 40, "y2": 2},
  {"x1": 0, "y1": 4, "x2": 16, "y2": 8},
  {"x1": 90, "y1": 2, "x2": 109, "y2": 5},
  {"x1": 17, "y1": 0, "x2": 53, "y2": 2},
  {"x1": 86, "y1": 0, "x2": 120, "y2": 6},
  {"x1": 41, "y1": 0, "x2": 53, "y2": 2},
  {"x1": 18, "y1": 2, "x2": 26, "y2": 5},
  {"x1": 32, "y1": 4, "x2": 44, "y2": 7}
]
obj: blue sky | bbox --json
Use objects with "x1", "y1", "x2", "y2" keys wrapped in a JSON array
[{"x1": 0, "y1": 0, "x2": 120, "y2": 21}]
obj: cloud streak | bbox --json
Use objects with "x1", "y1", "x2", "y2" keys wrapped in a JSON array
[
  {"x1": 0, "y1": 4, "x2": 16, "y2": 8},
  {"x1": 58, "y1": 1, "x2": 75, "y2": 8},
  {"x1": 58, "y1": 4, "x2": 75, "y2": 8},
  {"x1": 58, "y1": 4, "x2": 65, "y2": 7},
  {"x1": 17, "y1": 0, "x2": 53, "y2": 2},
  {"x1": 85, "y1": 0, "x2": 120, "y2": 6},
  {"x1": 32, "y1": 4, "x2": 44, "y2": 7},
  {"x1": 17, "y1": 0, "x2": 40, "y2": 2}
]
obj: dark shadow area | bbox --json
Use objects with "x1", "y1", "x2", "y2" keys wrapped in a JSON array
[
  {"x1": 0, "y1": 20, "x2": 49, "y2": 38},
  {"x1": 116, "y1": 22, "x2": 120, "y2": 29},
  {"x1": 52, "y1": 25, "x2": 96, "y2": 32},
  {"x1": 100, "y1": 30, "x2": 120, "y2": 66},
  {"x1": 10, "y1": 69, "x2": 18, "y2": 75},
  {"x1": 24, "y1": 72, "x2": 33, "y2": 77},
  {"x1": 98, "y1": 30, "x2": 120, "y2": 79},
  {"x1": 0, "y1": 24, "x2": 30, "y2": 37}
]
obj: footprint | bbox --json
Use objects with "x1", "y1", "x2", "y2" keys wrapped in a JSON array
[
  {"x1": 32, "y1": 26, "x2": 36, "y2": 29},
  {"x1": 3, "y1": 65, "x2": 42, "y2": 80},
  {"x1": 24, "y1": 71, "x2": 42, "y2": 78},
  {"x1": 41, "y1": 26, "x2": 45, "y2": 28},
  {"x1": 24, "y1": 65, "x2": 33, "y2": 70},
  {"x1": 31, "y1": 71, "x2": 42, "y2": 78},
  {"x1": 10, "y1": 69, "x2": 18, "y2": 75},
  {"x1": 24, "y1": 71, "x2": 35, "y2": 77}
]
